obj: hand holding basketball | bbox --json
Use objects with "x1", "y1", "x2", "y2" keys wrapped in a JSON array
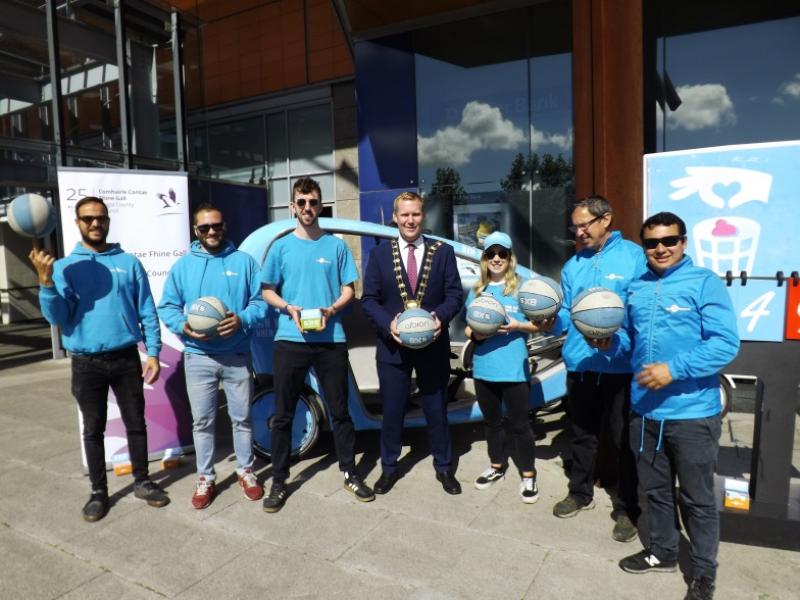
[
  {"x1": 217, "y1": 312, "x2": 241, "y2": 338},
  {"x1": 28, "y1": 248, "x2": 55, "y2": 286},
  {"x1": 183, "y1": 321, "x2": 210, "y2": 340}
]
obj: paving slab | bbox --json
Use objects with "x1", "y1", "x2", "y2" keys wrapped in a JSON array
[
  {"x1": 59, "y1": 571, "x2": 165, "y2": 600},
  {"x1": 0, "y1": 524, "x2": 104, "y2": 600}
]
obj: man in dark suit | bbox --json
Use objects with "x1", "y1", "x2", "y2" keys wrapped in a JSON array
[{"x1": 361, "y1": 191, "x2": 464, "y2": 495}]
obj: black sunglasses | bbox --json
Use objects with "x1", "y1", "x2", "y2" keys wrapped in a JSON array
[
  {"x1": 77, "y1": 215, "x2": 109, "y2": 225},
  {"x1": 568, "y1": 214, "x2": 605, "y2": 234},
  {"x1": 195, "y1": 222, "x2": 225, "y2": 234},
  {"x1": 642, "y1": 235, "x2": 684, "y2": 250},
  {"x1": 484, "y1": 249, "x2": 510, "y2": 260},
  {"x1": 294, "y1": 197, "x2": 320, "y2": 209}
]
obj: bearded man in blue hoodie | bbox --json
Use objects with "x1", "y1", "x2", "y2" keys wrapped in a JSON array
[
  {"x1": 29, "y1": 196, "x2": 168, "y2": 522},
  {"x1": 551, "y1": 195, "x2": 647, "y2": 544},
  {"x1": 618, "y1": 212, "x2": 739, "y2": 600},
  {"x1": 159, "y1": 204, "x2": 267, "y2": 509}
]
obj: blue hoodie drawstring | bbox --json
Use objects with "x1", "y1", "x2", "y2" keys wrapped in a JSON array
[
  {"x1": 655, "y1": 419, "x2": 665, "y2": 453},
  {"x1": 639, "y1": 416, "x2": 646, "y2": 454},
  {"x1": 638, "y1": 416, "x2": 666, "y2": 459}
]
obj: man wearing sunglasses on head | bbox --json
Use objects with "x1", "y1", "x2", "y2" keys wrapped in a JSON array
[
  {"x1": 28, "y1": 196, "x2": 168, "y2": 522},
  {"x1": 159, "y1": 203, "x2": 267, "y2": 509},
  {"x1": 261, "y1": 177, "x2": 374, "y2": 512},
  {"x1": 550, "y1": 195, "x2": 646, "y2": 545},
  {"x1": 613, "y1": 212, "x2": 738, "y2": 600}
]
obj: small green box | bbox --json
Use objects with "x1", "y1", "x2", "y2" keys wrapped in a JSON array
[{"x1": 300, "y1": 308, "x2": 323, "y2": 331}]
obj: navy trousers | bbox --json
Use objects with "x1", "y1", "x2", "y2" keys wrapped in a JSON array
[
  {"x1": 377, "y1": 358, "x2": 452, "y2": 474},
  {"x1": 630, "y1": 413, "x2": 721, "y2": 580}
]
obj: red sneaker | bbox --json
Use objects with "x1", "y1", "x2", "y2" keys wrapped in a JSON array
[
  {"x1": 238, "y1": 469, "x2": 264, "y2": 501},
  {"x1": 191, "y1": 476, "x2": 215, "y2": 510}
]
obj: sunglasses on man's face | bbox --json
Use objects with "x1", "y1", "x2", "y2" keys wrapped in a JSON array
[
  {"x1": 294, "y1": 197, "x2": 320, "y2": 209},
  {"x1": 195, "y1": 222, "x2": 225, "y2": 234},
  {"x1": 484, "y1": 249, "x2": 510, "y2": 260},
  {"x1": 642, "y1": 235, "x2": 684, "y2": 250},
  {"x1": 77, "y1": 215, "x2": 110, "y2": 225}
]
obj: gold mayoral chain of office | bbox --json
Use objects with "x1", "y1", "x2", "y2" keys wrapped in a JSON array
[{"x1": 391, "y1": 238, "x2": 442, "y2": 310}]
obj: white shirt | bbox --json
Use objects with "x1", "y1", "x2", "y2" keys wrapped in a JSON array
[{"x1": 397, "y1": 235, "x2": 425, "y2": 274}]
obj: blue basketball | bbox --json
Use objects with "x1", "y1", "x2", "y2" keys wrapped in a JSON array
[
  {"x1": 518, "y1": 276, "x2": 563, "y2": 321},
  {"x1": 7, "y1": 193, "x2": 56, "y2": 238},
  {"x1": 466, "y1": 293, "x2": 506, "y2": 335},
  {"x1": 570, "y1": 287, "x2": 625, "y2": 339},
  {"x1": 396, "y1": 307, "x2": 436, "y2": 349},
  {"x1": 186, "y1": 296, "x2": 228, "y2": 337}
]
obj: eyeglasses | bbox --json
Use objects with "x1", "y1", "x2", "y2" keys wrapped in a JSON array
[
  {"x1": 642, "y1": 235, "x2": 684, "y2": 250},
  {"x1": 484, "y1": 249, "x2": 510, "y2": 260},
  {"x1": 195, "y1": 222, "x2": 225, "y2": 234},
  {"x1": 77, "y1": 215, "x2": 110, "y2": 225},
  {"x1": 568, "y1": 214, "x2": 604, "y2": 233},
  {"x1": 294, "y1": 197, "x2": 320, "y2": 209}
]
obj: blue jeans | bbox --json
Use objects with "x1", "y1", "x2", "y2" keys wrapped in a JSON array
[
  {"x1": 184, "y1": 352, "x2": 254, "y2": 479},
  {"x1": 630, "y1": 413, "x2": 721, "y2": 579}
]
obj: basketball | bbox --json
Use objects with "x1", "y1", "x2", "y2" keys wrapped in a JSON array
[
  {"x1": 7, "y1": 193, "x2": 57, "y2": 238},
  {"x1": 518, "y1": 276, "x2": 563, "y2": 321},
  {"x1": 466, "y1": 293, "x2": 506, "y2": 336},
  {"x1": 570, "y1": 287, "x2": 625, "y2": 339},
  {"x1": 186, "y1": 296, "x2": 228, "y2": 337},
  {"x1": 396, "y1": 307, "x2": 436, "y2": 349}
]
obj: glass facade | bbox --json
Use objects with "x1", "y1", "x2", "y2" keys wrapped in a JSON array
[
  {"x1": 193, "y1": 103, "x2": 335, "y2": 222},
  {"x1": 650, "y1": 1, "x2": 800, "y2": 152},
  {"x1": 414, "y1": 2, "x2": 573, "y2": 278}
]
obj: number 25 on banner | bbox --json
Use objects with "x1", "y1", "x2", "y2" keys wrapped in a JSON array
[{"x1": 784, "y1": 283, "x2": 800, "y2": 340}]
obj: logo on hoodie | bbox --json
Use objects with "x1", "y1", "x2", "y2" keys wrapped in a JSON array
[
  {"x1": 605, "y1": 273, "x2": 625, "y2": 281},
  {"x1": 664, "y1": 303, "x2": 691, "y2": 313},
  {"x1": 225, "y1": 270, "x2": 238, "y2": 277},
  {"x1": 315, "y1": 257, "x2": 331, "y2": 265}
]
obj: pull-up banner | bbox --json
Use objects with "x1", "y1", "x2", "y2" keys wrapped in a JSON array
[
  {"x1": 56, "y1": 167, "x2": 193, "y2": 469},
  {"x1": 644, "y1": 140, "x2": 800, "y2": 342}
]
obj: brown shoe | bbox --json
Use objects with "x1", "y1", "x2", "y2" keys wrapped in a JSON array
[
  {"x1": 191, "y1": 476, "x2": 216, "y2": 509},
  {"x1": 238, "y1": 469, "x2": 264, "y2": 501}
]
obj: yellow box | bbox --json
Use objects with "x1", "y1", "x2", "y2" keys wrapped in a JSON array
[
  {"x1": 113, "y1": 462, "x2": 132, "y2": 476},
  {"x1": 161, "y1": 456, "x2": 181, "y2": 469},
  {"x1": 300, "y1": 308, "x2": 323, "y2": 331},
  {"x1": 724, "y1": 490, "x2": 750, "y2": 511}
]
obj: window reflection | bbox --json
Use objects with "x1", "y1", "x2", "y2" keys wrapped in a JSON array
[
  {"x1": 651, "y1": 2, "x2": 800, "y2": 151},
  {"x1": 414, "y1": 3, "x2": 573, "y2": 278}
]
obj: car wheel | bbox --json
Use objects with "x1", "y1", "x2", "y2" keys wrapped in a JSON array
[
  {"x1": 251, "y1": 386, "x2": 322, "y2": 460},
  {"x1": 720, "y1": 376, "x2": 733, "y2": 418}
]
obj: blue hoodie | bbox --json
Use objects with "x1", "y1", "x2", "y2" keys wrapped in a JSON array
[
  {"x1": 39, "y1": 242, "x2": 161, "y2": 356},
  {"x1": 555, "y1": 231, "x2": 647, "y2": 373},
  {"x1": 624, "y1": 255, "x2": 739, "y2": 421},
  {"x1": 158, "y1": 240, "x2": 266, "y2": 355}
]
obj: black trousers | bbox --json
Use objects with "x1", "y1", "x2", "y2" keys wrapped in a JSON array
[
  {"x1": 566, "y1": 371, "x2": 639, "y2": 519},
  {"x1": 631, "y1": 413, "x2": 721, "y2": 579},
  {"x1": 271, "y1": 341, "x2": 356, "y2": 482},
  {"x1": 474, "y1": 379, "x2": 535, "y2": 473},
  {"x1": 71, "y1": 346, "x2": 150, "y2": 491}
]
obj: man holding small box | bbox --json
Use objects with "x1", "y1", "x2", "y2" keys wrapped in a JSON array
[{"x1": 260, "y1": 177, "x2": 374, "y2": 512}]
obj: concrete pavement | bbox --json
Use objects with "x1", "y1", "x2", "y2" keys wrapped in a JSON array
[{"x1": 0, "y1": 356, "x2": 798, "y2": 599}]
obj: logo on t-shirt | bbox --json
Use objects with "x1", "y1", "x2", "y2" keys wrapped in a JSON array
[
  {"x1": 664, "y1": 303, "x2": 691, "y2": 313},
  {"x1": 315, "y1": 257, "x2": 331, "y2": 265},
  {"x1": 224, "y1": 270, "x2": 238, "y2": 277}
]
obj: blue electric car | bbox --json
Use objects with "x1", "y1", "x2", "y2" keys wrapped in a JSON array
[{"x1": 240, "y1": 218, "x2": 567, "y2": 459}]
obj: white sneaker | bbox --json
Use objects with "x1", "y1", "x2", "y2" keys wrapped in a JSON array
[
  {"x1": 474, "y1": 466, "x2": 506, "y2": 490},
  {"x1": 519, "y1": 477, "x2": 539, "y2": 504}
]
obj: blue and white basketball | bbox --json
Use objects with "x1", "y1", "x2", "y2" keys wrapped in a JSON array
[
  {"x1": 396, "y1": 307, "x2": 436, "y2": 349},
  {"x1": 7, "y1": 193, "x2": 57, "y2": 238},
  {"x1": 186, "y1": 296, "x2": 228, "y2": 337},
  {"x1": 466, "y1": 293, "x2": 506, "y2": 336},
  {"x1": 518, "y1": 276, "x2": 563, "y2": 321},
  {"x1": 570, "y1": 287, "x2": 624, "y2": 339}
]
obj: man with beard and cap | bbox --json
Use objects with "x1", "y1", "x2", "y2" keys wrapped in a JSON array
[
  {"x1": 159, "y1": 203, "x2": 266, "y2": 509},
  {"x1": 28, "y1": 196, "x2": 168, "y2": 522},
  {"x1": 260, "y1": 177, "x2": 374, "y2": 512}
]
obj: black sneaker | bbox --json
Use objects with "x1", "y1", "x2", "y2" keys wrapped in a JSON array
[
  {"x1": 134, "y1": 479, "x2": 170, "y2": 508},
  {"x1": 519, "y1": 476, "x2": 539, "y2": 504},
  {"x1": 262, "y1": 481, "x2": 288, "y2": 513},
  {"x1": 612, "y1": 514, "x2": 638, "y2": 543},
  {"x1": 82, "y1": 489, "x2": 109, "y2": 522},
  {"x1": 685, "y1": 576, "x2": 715, "y2": 600},
  {"x1": 619, "y1": 549, "x2": 678, "y2": 574},
  {"x1": 552, "y1": 494, "x2": 595, "y2": 518},
  {"x1": 474, "y1": 466, "x2": 506, "y2": 490},
  {"x1": 344, "y1": 472, "x2": 375, "y2": 502}
]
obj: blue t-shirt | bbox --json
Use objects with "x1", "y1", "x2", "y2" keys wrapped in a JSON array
[
  {"x1": 261, "y1": 232, "x2": 358, "y2": 343},
  {"x1": 466, "y1": 282, "x2": 530, "y2": 383}
]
